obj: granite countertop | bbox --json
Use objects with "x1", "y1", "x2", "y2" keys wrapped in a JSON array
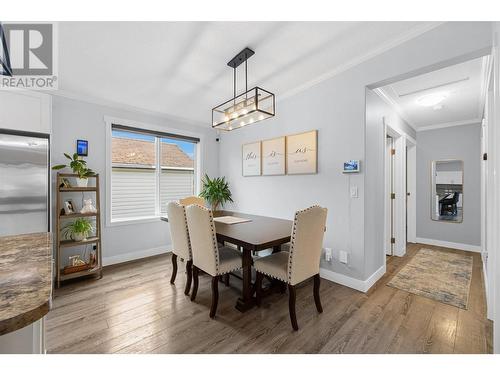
[{"x1": 0, "y1": 233, "x2": 52, "y2": 336}]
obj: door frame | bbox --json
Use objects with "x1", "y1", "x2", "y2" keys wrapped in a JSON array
[
  {"x1": 406, "y1": 137, "x2": 417, "y2": 243},
  {"x1": 384, "y1": 118, "x2": 414, "y2": 258}
]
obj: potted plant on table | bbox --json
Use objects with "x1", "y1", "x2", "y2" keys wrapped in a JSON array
[
  {"x1": 52, "y1": 153, "x2": 95, "y2": 187},
  {"x1": 199, "y1": 174, "x2": 233, "y2": 213},
  {"x1": 62, "y1": 218, "x2": 95, "y2": 242}
]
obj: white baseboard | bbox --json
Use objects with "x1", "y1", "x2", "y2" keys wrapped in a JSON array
[
  {"x1": 320, "y1": 264, "x2": 386, "y2": 293},
  {"x1": 103, "y1": 245, "x2": 171, "y2": 266},
  {"x1": 416, "y1": 237, "x2": 481, "y2": 253}
]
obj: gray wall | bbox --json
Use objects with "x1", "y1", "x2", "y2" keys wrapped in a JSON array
[
  {"x1": 51, "y1": 95, "x2": 219, "y2": 264},
  {"x1": 219, "y1": 22, "x2": 491, "y2": 281},
  {"x1": 416, "y1": 124, "x2": 481, "y2": 246}
]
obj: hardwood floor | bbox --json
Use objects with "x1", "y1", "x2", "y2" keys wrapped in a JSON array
[{"x1": 46, "y1": 243, "x2": 492, "y2": 353}]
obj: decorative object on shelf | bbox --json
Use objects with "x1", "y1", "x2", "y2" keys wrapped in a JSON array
[
  {"x1": 199, "y1": 174, "x2": 233, "y2": 212},
  {"x1": 69, "y1": 254, "x2": 86, "y2": 267},
  {"x1": 59, "y1": 178, "x2": 71, "y2": 188},
  {"x1": 286, "y1": 130, "x2": 318, "y2": 175},
  {"x1": 80, "y1": 198, "x2": 97, "y2": 214},
  {"x1": 89, "y1": 249, "x2": 97, "y2": 267},
  {"x1": 262, "y1": 137, "x2": 286, "y2": 176},
  {"x1": 212, "y1": 47, "x2": 275, "y2": 131},
  {"x1": 76, "y1": 139, "x2": 88, "y2": 156},
  {"x1": 61, "y1": 218, "x2": 94, "y2": 242},
  {"x1": 63, "y1": 199, "x2": 76, "y2": 215},
  {"x1": 242, "y1": 141, "x2": 261, "y2": 176},
  {"x1": 52, "y1": 152, "x2": 95, "y2": 187},
  {"x1": 343, "y1": 160, "x2": 360, "y2": 173}
]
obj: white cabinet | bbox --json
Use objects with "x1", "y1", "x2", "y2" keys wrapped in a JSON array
[
  {"x1": 0, "y1": 90, "x2": 51, "y2": 134},
  {"x1": 0, "y1": 318, "x2": 45, "y2": 354}
]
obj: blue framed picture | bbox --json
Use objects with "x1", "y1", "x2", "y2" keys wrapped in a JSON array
[
  {"x1": 76, "y1": 140, "x2": 88, "y2": 156},
  {"x1": 343, "y1": 160, "x2": 360, "y2": 173}
]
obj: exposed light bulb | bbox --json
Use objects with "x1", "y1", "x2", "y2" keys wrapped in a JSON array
[{"x1": 258, "y1": 115, "x2": 264, "y2": 121}]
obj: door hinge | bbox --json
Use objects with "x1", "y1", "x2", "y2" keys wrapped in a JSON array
[
  {"x1": 483, "y1": 153, "x2": 488, "y2": 161},
  {"x1": 391, "y1": 193, "x2": 396, "y2": 199},
  {"x1": 391, "y1": 237, "x2": 396, "y2": 244},
  {"x1": 391, "y1": 148, "x2": 396, "y2": 155}
]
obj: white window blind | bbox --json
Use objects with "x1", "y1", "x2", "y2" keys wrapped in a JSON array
[{"x1": 111, "y1": 125, "x2": 198, "y2": 222}]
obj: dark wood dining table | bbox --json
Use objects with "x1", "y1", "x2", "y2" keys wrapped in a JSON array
[{"x1": 161, "y1": 210, "x2": 293, "y2": 312}]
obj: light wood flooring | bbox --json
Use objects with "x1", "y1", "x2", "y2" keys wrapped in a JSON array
[{"x1": 46, "y1": 243, "x2": 493, "y2": 353}]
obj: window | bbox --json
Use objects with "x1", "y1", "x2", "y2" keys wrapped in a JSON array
[{"x1": 111, "y1": 125, "x2": 198, "y2": 222}]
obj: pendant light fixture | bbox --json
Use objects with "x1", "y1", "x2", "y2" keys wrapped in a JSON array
[{"x1": 212, "y1": 47, "x2": 275, "y2": 131}]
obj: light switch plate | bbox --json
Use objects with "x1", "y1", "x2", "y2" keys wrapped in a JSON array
[
  {"x1": 324, "y1": 248, "x2": 332, "y2": 262},
  {"x1": 350, "y1": 186, "x2": 358, "y2": 198}
]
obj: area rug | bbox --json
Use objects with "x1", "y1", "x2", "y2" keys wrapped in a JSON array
[{"x1": 387, "y1": 248, "x2": 473, "y2": 309}]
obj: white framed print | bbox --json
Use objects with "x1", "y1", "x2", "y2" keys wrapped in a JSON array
[
  {"x1": 262, "y1": 137, "x2": 286, "y2": 175},
  {"x1": 286, "y1": 130, "x2": 317, "y2": 175},
  {"x1": 242, "y1": 141, "x2": 261, "y2": 176}
]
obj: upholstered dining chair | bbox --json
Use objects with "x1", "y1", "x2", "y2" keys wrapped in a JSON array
[
  {"x1": 180, "y1": 196, "x2": 205, "y2": 207},
  {"x1": 185, "y1": 204, "x2": 242, "y2": 318},
  {"x1": 166, "y1": 201, "x2": 193, "y2": 295},
  {"x1": 254, "y1": 205, "x2": 328, "y2": 331}
]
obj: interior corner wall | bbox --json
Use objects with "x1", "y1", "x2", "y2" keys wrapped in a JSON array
[
  {"x1": 218, "y1": 22, "x2": 492, "y2": 283},
  {"x1": 50, "y1": 95, "x2": 219, "y2": 264},
  {"x1": 416, "y1": 124, "x2": 481, "y2": 247}
]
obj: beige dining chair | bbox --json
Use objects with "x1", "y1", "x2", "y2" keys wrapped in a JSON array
[
  {"x1": 179, "y1": 196, "x2": 205, "y2": 207},
  {"x1": 166, "y1": 201, "x2": 193, "y2": 295},
  {"x1": 185, "y1": 204, "x2": 242, "y2": 318},
  {"x1": 254, "y1": 205, "x2": 328, "y2": 331}
]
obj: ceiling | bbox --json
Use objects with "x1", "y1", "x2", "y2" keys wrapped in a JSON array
[
  {"x1": 56, "y1": 21, "x2": 438, "y2": 125},
  {"x1": 376, "y1": 56, "x2": 489, "y2": 130}
]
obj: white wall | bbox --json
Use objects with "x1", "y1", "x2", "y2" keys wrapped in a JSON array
[
  {"x1": 218, "y1": 22, "x2": 492, "y2": 285},
  {"x1": 416, "y1": 124, "x2": 481, "y2": 249},
  {"x1": 51, "y1": 95, "x2": 218, "y2": 264}
]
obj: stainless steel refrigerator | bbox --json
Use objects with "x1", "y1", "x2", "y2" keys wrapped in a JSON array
[{"x1": 0, "y1": 131, "x2": 50, "y2": 237}]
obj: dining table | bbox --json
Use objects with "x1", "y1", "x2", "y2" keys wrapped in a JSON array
[{"x1": 161, "y1": 210, "x2": 293, "y2": 312}]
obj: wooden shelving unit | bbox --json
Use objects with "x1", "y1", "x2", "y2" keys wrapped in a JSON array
[{"x1": 55, "y1": 173, "x2": 103, "y2": 288}]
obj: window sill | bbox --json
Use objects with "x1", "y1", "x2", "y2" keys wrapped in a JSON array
[{"x1": 107, "y1": 216, "x2": 164, "y2": 227}]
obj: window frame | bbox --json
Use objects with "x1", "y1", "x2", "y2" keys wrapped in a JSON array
[{"x1": 105, "y1": 116, "x2": 203, "y2": 227}]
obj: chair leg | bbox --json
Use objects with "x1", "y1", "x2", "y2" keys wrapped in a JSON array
[
  {"x1": 288, "y1": 284, "x2": 298, "y2": 331},
  {"x1": 255, "y1": 272, "x2": 263, "y2": 306},
  {"x1": 210, "y1": 276, "x2": 219, "y2": 318},
  {"x1": 313, "y1": 274, "x2": 323, "y2": 313},
  {"x1": 224, "y1": 273, "x2": 230, "y2": 287},
  {"x1": 170, "y1": 254, "x2": 177, "y2": 284},
  {"x1": 184, "y1": 260, "x2": 193, "y2": 295},
  {"x1": 190, "y1": 266, "x2": 199, "y2": 301}
]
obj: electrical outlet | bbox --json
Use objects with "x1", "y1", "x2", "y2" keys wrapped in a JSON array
[
  {"x1": 324, "y1": 248, "x2": 332, "y2": 262},
  {"x1": 339, "y1": 250, "x2": 348, "y2": 264}
]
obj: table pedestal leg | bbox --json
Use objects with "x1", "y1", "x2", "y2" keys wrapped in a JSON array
[{"x1": 235, "y1": 248, "x2": 255, "y2": 312}]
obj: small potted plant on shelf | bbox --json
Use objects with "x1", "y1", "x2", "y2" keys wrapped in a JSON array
[
  {"x1": 52, "y1": 153, "x2": 95, "y2": 187},
  {"x1": 199, "y1": 174, "x2": 233, "y2": 213},
  {"x1": 62, "y1": 218, "x2": 95, "y2": 242}
]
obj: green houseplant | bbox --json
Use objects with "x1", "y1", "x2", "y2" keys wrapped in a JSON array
[
  {"x1": 52, "y1": 153, "x2": 95, "y2": 187},
  {"x1": 62, "y1": 218, "x2": 95, "y2": 242},
  {"x1": 199, "y1": 174, "x2": 233, "y2": 212}
]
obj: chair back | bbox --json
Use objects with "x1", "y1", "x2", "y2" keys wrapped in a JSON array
[
  {"x1": 166, "y1": 202, "x2": 191, "y2": 260},
  {"x1": 185, "y1": 204, "x2": 219, "y2": 276},
  {"x1": 180, "y1": 196, "x2": 205, "y2": 207},
  {"x1": 288, "y1": 206, "x2": 328, "y2": 285}
]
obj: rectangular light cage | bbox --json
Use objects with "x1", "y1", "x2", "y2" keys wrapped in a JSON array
[{"x1": 212, "y1": 87, "x2": 275, "y2": 131}]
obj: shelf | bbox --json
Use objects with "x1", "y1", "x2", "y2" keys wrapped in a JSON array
[
  {"x1": 58, "y1": 173, "x2": 99, "y2": 178},
  {"x1": 59, "y1": 187, "x2": 97, "y2": 192},
  {"x1": 59, "y1": 212, "x2": 98, "y2": 219},
  {"x1": 59, "y1": 266, "x2": 101, "y2": 281},
  {"x1": 60, "y1": 236, "x2": 99, "y2": 248}
]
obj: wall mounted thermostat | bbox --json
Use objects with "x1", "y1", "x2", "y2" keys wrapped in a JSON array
[
  {"x1": 76, "y1": 140, "x2": 88, "y2": 156},
  {"x1": 343, "y1": 160, "x2": 360, "y2": 173}
]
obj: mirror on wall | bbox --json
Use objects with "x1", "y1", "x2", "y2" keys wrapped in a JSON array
[{"x1": 431, "y1": 160, "x2": 463, "y2": 223}]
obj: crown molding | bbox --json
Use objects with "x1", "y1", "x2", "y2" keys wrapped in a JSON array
[
  {"x1": 278, "y1": 22, "x2": 443, "y2": 102},
  {"x1": 416, "y1": 118, "x2": 482, "y2": 132},
  {"x1": 49, "y1": 89, "x2": 208, "y2": 129}
]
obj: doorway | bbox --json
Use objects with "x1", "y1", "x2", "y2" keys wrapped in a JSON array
[{"x1": 385, "y1": 135, "x2": 395, "y2": 256}]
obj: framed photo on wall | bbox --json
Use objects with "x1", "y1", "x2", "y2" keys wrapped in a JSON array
[
  {"x1": 286, "y1": 130, "x2": 317, "y2": 174},
  {"x1": 242, "y1": 141, "x2": 262, "y2": 176},
  {"x1": 262, "y1": 137, "x2": 286, "y2": 175}
]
